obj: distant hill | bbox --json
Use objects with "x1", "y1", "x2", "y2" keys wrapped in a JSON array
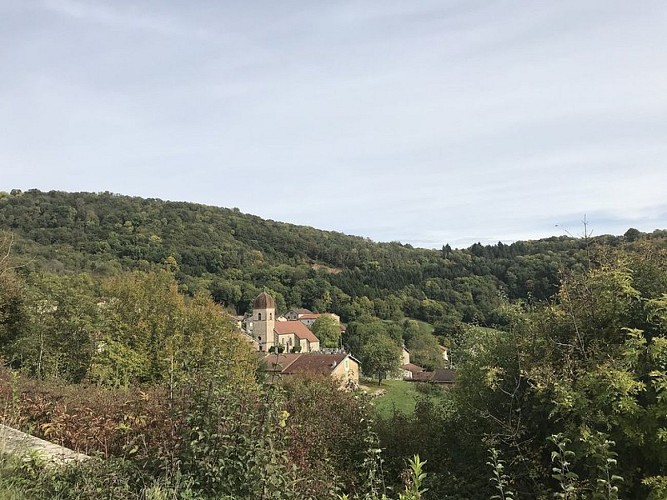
[{"x1": 1, "y1": 189, "x2": 664, "y2": 330}]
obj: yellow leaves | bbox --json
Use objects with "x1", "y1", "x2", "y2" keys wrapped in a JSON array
[
  {"x1": 278, "y1": 410, "x2": 290, "y2": 428},
  {"x1": 116, "y1": 422, "x2": 132, "y2": 433},
  {"x1": 483, "y1": 366, "x2": 504, "y2": 390}
]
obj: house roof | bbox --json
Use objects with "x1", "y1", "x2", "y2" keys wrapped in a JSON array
[
  {"x1": 274, "y1": 321, "x2": 319, "y2": 343},
  {"x1": 412, "y1": 371, "x2": 434, "y2": 382},
  {"x1": 410, "y1": 369, "x2": 456, "y2": 383},
  {"x1": 402, "y1": 363, "x2": 424, "y2": 373},
  {"x1": 265, "y1": 353, "x2": 351, "y2": 376},
  {"x1": 263, "y1": 353, "x2": 301, "y2": 372},
  {"x1": 288, "y1": 308, "x2": 312, "y2": 315},
  {"x1": 432, "y1": 369, "x2": 456, "y2": 384},
  {"x1": 298, "y1": 313, "x2": 321, "y2": 320}
]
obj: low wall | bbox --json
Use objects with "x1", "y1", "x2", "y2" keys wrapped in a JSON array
[{"x1": 0, "y1": 424, "x2": 90, "y2": 466}]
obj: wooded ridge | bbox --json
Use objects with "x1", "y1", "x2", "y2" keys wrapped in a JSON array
[{"x1": 2, "y1": 189, "x2": 663, "y2": 332}]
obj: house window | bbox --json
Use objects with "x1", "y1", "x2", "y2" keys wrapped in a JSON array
[{"x1": 258, "y1": 313, "x2": 262, "y2": 320}]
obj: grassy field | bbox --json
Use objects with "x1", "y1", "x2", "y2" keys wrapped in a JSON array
[
  {"x1": 380, "y1": 318, "x2": 434, "y2": 336},
  {"x1": 410, "y1": 318, "x2": 435, "y2": 335},
  {"x1": 362, "y1": 379, "x2": 419, "y2": 418}
]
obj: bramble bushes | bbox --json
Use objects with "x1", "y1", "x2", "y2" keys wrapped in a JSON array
[
  {"x1": 0, "y1": 369, "x2": 172, "y2": 463},
  {"x1": 283, "y1": 375, "x2": 378, "y2": 498},
  {"x1": 1, "y1": 365, "x2": 394, "y2": 499}
]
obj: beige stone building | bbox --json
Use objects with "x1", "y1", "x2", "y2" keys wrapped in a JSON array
[
  {"x1": 401, "y1": 346, "x2": 411, "y2": 365},
  {"x1": 263, "y1": 353, "x2": 359, "y2": 386},
  {"x1": 251, "y1": 292, "x2": 320, "y2": 352}
]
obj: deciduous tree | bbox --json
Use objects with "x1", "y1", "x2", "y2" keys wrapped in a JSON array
[
  {"x1": 310, "y1": 315, "x2": 340, "y2": 348},
  {"x1": 360, "y1": 334, "x2": 401, "y2": 385}
]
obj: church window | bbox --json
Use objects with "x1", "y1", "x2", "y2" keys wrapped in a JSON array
[
  {"x1": 258, "y1": 313, "x2": 262, "y2": 320},
  {"x1": 269, "y1": 313, "x2": 273, "y2": 320}
]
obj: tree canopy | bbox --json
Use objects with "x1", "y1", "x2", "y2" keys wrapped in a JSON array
[
  {"x1": 360, "y1": 334, "x2": 402, "y2": 385},
  {"x1": 3, "y1": 189, "x2": 662, "y2": 333},
  {"x1": 310, "y1": 315, "x2": 341, "y2": 348}
]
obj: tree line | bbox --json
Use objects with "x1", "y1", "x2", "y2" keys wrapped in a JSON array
[{"x1": 2, "y1": 189, "x2": 663, "y2": 335}]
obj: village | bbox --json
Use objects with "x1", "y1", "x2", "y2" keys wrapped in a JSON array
[{"x1": 234, "y1": 292, "x2": 454, "y2": 388}]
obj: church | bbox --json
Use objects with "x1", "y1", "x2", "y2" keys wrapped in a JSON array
[{"x1": 251, "y1": 292, "x2": 321, "y2": 353}]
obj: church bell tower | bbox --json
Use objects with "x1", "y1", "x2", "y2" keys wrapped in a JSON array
[{"x1": 252, "y1": 292, "x2": 276, "y2": 351}]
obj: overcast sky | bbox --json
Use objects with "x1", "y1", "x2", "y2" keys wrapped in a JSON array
[{"x1": 1, "y1": 1, "x2": 666, "y2": 248}]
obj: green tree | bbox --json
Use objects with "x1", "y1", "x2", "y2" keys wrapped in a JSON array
[
  {"x1": 91, "y1": 270, "x2": 256, "y2": 386},
  {"x1": 406, "y1": 332, "x2": 444, "y2": 371},
  {"x1": 0, "y1": 233, "x2": 28, "y2": 363},
  {"x1": 10, "y1": 273, "x2": 100, "y2": 382},
  {"x1": 310, "y1": 315, "x2": 341, "y2": 348},
  {"x1": 360, "y1": 335, "x2": 401, "y2": 385}
]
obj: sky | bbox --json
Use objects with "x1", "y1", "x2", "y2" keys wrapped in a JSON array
[{"x1": 1, "y1": 0, "x2": 666, "y2": 248}]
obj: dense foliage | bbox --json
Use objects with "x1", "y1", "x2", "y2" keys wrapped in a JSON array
[
  {"x1": 4, "y1": 189, "x2": 660, "y2": 335},
  {"x1": 377, "y1": 244, "x2": 667, "y2": 498},
  {"x1": 1, "y1": 368, "x2": 389, "y2": 499},
  {"x1": 0, "y1": 227, "x2": 403, "y2": 499}
]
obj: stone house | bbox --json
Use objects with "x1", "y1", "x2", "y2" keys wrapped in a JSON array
[
  {"x1": 401, "y1": 363, "x2": 424, "y2": 380},
  {"x1": 263, "y1": 352, "x2": 360, "y2": 386}
]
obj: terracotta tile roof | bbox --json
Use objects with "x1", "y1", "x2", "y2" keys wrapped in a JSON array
[
  {"x1": 282, "y1": 354, "x2": 349, "y2": 376},
  {"x1": 274, "y1": 321, "x2": 319, "y2": 343}
]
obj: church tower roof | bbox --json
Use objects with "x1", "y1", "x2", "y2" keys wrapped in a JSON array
[{"x1": 253, "y1": 291, "x2": 276, "y2": 310}]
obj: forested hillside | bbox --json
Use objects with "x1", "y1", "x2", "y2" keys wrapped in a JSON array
[{"x1": 2, "y1": 189, "x2": 663, "y2": 336}]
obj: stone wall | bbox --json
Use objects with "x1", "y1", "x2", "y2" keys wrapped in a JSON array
[{"x1": 0, "y1": 424, "x2": 90, "y2": 466}]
